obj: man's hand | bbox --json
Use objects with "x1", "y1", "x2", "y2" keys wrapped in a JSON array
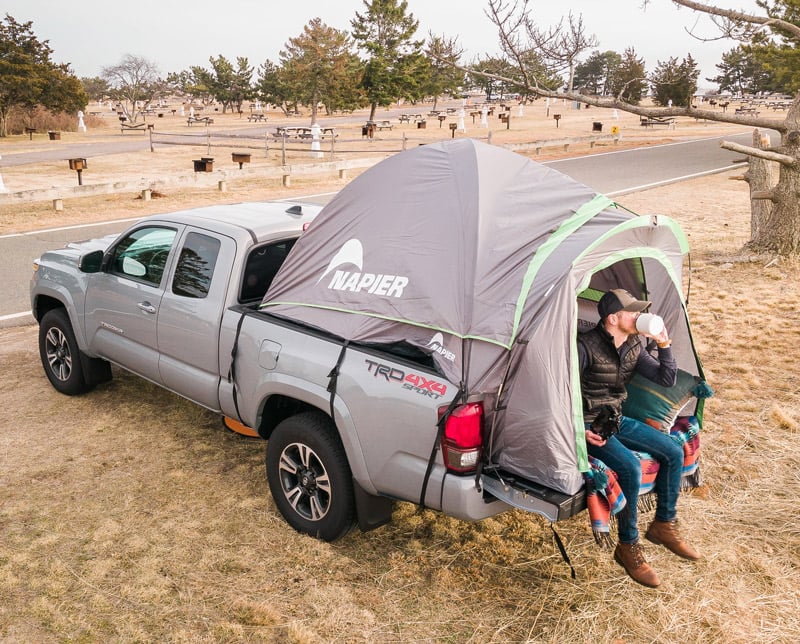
[{"x1": 585, "y1": 429, "x2": 607, "y2": 447}]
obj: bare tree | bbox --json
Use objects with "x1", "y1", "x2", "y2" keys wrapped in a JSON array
[
  {"x1": 102, "y1": 55, "x2": 164, "y2": 124},
  {"x1": 519, "y1": 10, "x2": 598, "y2": 93},
  {"x1": 481, "y1": 0, "x2": 800, "y2": 256}
]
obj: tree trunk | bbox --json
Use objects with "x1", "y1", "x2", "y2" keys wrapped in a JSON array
[
  {"x1": 368, "y1": 102, "x2": 377, "y2": 122},
  {"x1": 746, "y1": 129, "x2": 776, "y2": 243},
  {"x1": 746, "y1": 99, "x2": 800, "y2": 255}
]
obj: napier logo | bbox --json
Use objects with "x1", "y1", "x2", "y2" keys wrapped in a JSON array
[
  {"x1": 318, "y1": 238, "x2": 409, "y2": 298},
  {"x1": 427, "y1": 332, "x2": 456, "y2": 362}
]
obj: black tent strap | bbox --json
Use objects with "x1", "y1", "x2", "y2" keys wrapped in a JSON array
[
  {"x1": 327, "y1": 340, "x2": 349, "y2": 421},
  {"x1": 551, "y1": 524, "x2": 576, "y2": 580},
  {"x1": 418, "y1": 384, "x2": 465, "y2": 510},
  {"x1": 227, "y1": 310, "x2": 249, "y2": 424}
]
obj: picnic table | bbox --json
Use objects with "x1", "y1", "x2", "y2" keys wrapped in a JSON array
[
  {"x1": 639, "y1": 116, "x2": 675, "y2": 128},
  {"x1": 248, "y1": 113, "x2": 266, "y2": 122},
  {"x1": 121, "y1": 122, "x2": 148, "y2": 134},
  {"x1": 187, "y1": 116, "x2": 214, "y2": 126},
  {"x1": 273, "y1": 126, "x2": 336, "y2": 139}
]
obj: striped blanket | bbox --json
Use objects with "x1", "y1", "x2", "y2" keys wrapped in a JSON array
[{"x1": 586, "y1": 415, "x2": 701, "y2": 545}]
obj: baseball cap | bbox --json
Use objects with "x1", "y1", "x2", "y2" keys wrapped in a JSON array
[{"x1": 597, "y1": 288, "x2": 651, "y2": 319}]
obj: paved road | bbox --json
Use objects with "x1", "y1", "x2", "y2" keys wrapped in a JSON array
[{"x1": 1, "y1": 132, "x2": 752, "y2": 326}]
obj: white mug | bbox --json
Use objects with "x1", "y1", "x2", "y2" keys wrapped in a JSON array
[{"x1": 636, "y1": 313, "x2": 664, "y2": 336}]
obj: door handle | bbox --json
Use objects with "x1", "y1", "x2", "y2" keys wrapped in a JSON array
[{"x1": 137, "y1": 301, "x2": 157, "y2": 314}]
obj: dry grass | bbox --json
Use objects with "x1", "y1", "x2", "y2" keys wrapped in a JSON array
[{"x1": 1, "y1": 108, "x2": 799, "y2": 642}]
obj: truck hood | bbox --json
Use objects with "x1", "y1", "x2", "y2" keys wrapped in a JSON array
[{"x1": 64, "y1": 233, "x2": 119, "y2": 254}]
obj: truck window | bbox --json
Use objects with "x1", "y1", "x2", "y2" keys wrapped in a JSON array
[
  {"x1": 109, "y1": 226, "x2": 177, "y2": 287},
  {"x1": 172, "y1": 232, "x2": 221, "y2": 299},
  {"x1": 240, "y1": 238, "x2": 297, "y2": 302}
]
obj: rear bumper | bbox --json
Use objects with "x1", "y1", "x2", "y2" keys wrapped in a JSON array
[{"x1": 480, "y1": 469, "x2": 587, "y2": 522}]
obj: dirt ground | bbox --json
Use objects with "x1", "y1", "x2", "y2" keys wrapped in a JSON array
[{"x1": 1, "y1": 105, "x2": 799, "y2": 642}]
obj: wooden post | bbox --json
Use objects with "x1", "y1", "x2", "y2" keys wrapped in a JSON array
[
  {"x1": 141, "y1": 189, "x2": 151, "y2": 201},
  {"x1": 53, "y1": 198, "x2": 63, "y2": 211},
  {"x1": 746, "y1": 129, "x2": 776, "y2": 243},
  {"x1": 218, "y1": 180, "x2": 227, "y2": 192}
]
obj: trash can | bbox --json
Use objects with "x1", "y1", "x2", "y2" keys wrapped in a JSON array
[
  {"x1": 592, "y1": 122, "x2": 603, "y2": 132},
  {"x1": 417, "y1": 120, "x2": 426, "y2": 129}
]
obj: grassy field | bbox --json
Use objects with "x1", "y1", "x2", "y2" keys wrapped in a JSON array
[{"x1": 1, "y1": 106, "x2": 798, "y2": 642}]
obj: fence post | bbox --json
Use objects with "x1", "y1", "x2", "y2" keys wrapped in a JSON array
[
  {"x1": 402, "y1": 132, "x2": 407, "y2": 151},
  {"x1": 149, "y1": 127, "x2": 154, "y2": 153},
  {"x1": 281, "y1": 135, "x2": 287, "y2": 166},
  {"x1": 207, "y1": 127, "x2": 211, "y2": 155}
]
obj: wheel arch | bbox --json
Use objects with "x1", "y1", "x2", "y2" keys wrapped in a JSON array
[{"x1": 258, "y1": 397, "x2": 392, "y2": 533}]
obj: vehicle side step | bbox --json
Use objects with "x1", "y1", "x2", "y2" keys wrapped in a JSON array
[{"x1": 481, "y1": 469, "x2": 586, "y2": 522}]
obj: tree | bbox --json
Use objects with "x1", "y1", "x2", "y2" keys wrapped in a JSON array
[
  {"x1": 573, "y1": 50, "x2": 622, "y2": 95},
  {"x1": 480, "y1": 0, "x2": 800, "y2": 255},
  {"x1": 650, "y1": 54, "x2": 700, "y2": 107},
  {"x1": 80, "y1": 76, "x2": 110, "y2": 104},
  {"x1": 709, "y1": 46, "x2": 775, "y2": 95},
  {"x1": 350, "y1": 0, "x2": 428, "y2": 121},
  {"x1": 202, "y1": 55, "x2": 254, "y2": 113},
  {"x1": 102, "y1": 54, "x2": 164, "y2": 124},
  {"x1": 423, "y1": 34, "x2": 464, "y2": 109},
  {"x1": 279, "y1": 18, "x2": 363, "y2": 123},
  {"x1": 609, "y1": 48, "x2": 647, "y2": 104},
  {"x1": 254, "y1": 60, "x2": 293, "y2": 114},
  {"x1": 0, "y1": 14, "x2": 87, "y2": 136}
]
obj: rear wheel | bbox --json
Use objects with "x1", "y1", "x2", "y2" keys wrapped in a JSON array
[
  {"x1": 266, "y1": 412, "x2": 355, "y2": 542},
  {"x1": 38, "y1": 309, "x2": 91, "y2": 395}
]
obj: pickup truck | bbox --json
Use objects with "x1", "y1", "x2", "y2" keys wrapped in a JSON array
[{"x1": 30, "y1": 200, "x2": 585, "y2": 541}]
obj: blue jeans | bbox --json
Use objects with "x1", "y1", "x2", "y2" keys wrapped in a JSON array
[{"x1": 587, "y1": 416, "x2": 684, "y2": 543}]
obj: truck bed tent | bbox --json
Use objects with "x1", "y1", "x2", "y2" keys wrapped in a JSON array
[{"x1": 262, "y1": 138, "x2": 701, "y2": 496}]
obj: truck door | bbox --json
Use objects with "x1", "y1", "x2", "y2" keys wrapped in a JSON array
[
  {"x1": 84, "y1": 225, "x2": 182, "y2": 384},
  {"x1": 157, "y1": 229, "x2": 236, "y2": 410}
]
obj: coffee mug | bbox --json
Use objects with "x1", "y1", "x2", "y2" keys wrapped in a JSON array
[{"x1": 636, "y1": 313, "x2": 664, "y2": 336}]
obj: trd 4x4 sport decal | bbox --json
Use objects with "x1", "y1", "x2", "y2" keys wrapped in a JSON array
[{"x1": 364, "y1": 359, "x2": 448, "y2": 399}]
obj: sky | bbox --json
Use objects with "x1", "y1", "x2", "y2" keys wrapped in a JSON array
[{"x1": 3, "y1": 0, "x2": 759, "y2": 90}]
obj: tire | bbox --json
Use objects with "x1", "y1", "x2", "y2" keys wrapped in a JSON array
[
  {"x1": 266, "y1": 412, "x2": 355, "y2": 542},
  {"x1": 38, "y1": 309, "x2": 92, "y2": 395}
]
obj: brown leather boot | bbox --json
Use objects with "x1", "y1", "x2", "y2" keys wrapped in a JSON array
[
  {"x1": 613, "y1": 541, "x2": 661, "y2": 588},
  {"x1": 645, "y1": 519, "x2": 701, "y2": 560}
]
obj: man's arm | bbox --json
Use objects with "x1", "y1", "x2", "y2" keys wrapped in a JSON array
[{"x1": 635, "y1": 342, "x2": 677, "y2": 387}]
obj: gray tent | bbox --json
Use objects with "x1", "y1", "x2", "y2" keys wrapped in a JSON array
[{"x1": 262, "y1": 138, "x2": 701, "y2": 496}]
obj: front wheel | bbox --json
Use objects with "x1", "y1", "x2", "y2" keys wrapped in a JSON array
[
  {"x1": 38, "y1": 309, "x2": 91, "y2": 395},
  {"x1": 266, "y1": 412, "x2": 355, "y2": 542}
]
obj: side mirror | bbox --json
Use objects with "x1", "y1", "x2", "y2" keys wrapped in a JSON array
[{"x1": 78, "y1": 249, "x2": 104, "y2": 273}]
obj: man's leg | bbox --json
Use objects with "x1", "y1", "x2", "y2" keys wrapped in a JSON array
[
  {"x1": 587, "y1": 435, "x2": 661, "y2": 587},
  {"x1": 586, "y1": 435, "x2": 642, "y2": 543},
  {"x1": 616, "y1": 416, "x2": 700, "y2": 560}
]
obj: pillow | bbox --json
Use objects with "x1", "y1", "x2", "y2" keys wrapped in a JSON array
[{"x1": 622, "y1": 369, "x2": 701, "y2": 431}]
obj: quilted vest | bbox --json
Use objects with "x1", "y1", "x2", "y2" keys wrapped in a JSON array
[{"x1": 578, "y1": 325, "x2": 641, "y2": 422}]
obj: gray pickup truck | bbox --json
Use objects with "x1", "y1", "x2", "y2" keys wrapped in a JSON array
[{"x1": 30, "y1": 200, "x2": 585, "y2": 541}]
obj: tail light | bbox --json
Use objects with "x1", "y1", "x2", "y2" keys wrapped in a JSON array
[{"x1": 439, "y1": 402, "x2": 484, "y2": 473}]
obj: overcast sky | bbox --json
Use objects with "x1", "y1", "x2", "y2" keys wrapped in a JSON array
[{"x1": 4, "y1": 0, "x2": 758, "y2": 89}]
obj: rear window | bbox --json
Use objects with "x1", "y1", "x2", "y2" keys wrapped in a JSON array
[{"x1": 240, "y1": 239, "x2": 297, "y2": 302}]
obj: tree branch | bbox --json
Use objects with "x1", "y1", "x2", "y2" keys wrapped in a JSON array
[
  {"x1": 668, "y1": 0, "x2": 800, "y2": 39},
  {"x1": 721, "y1": 140, "x2": 797, "y2": 166}
]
